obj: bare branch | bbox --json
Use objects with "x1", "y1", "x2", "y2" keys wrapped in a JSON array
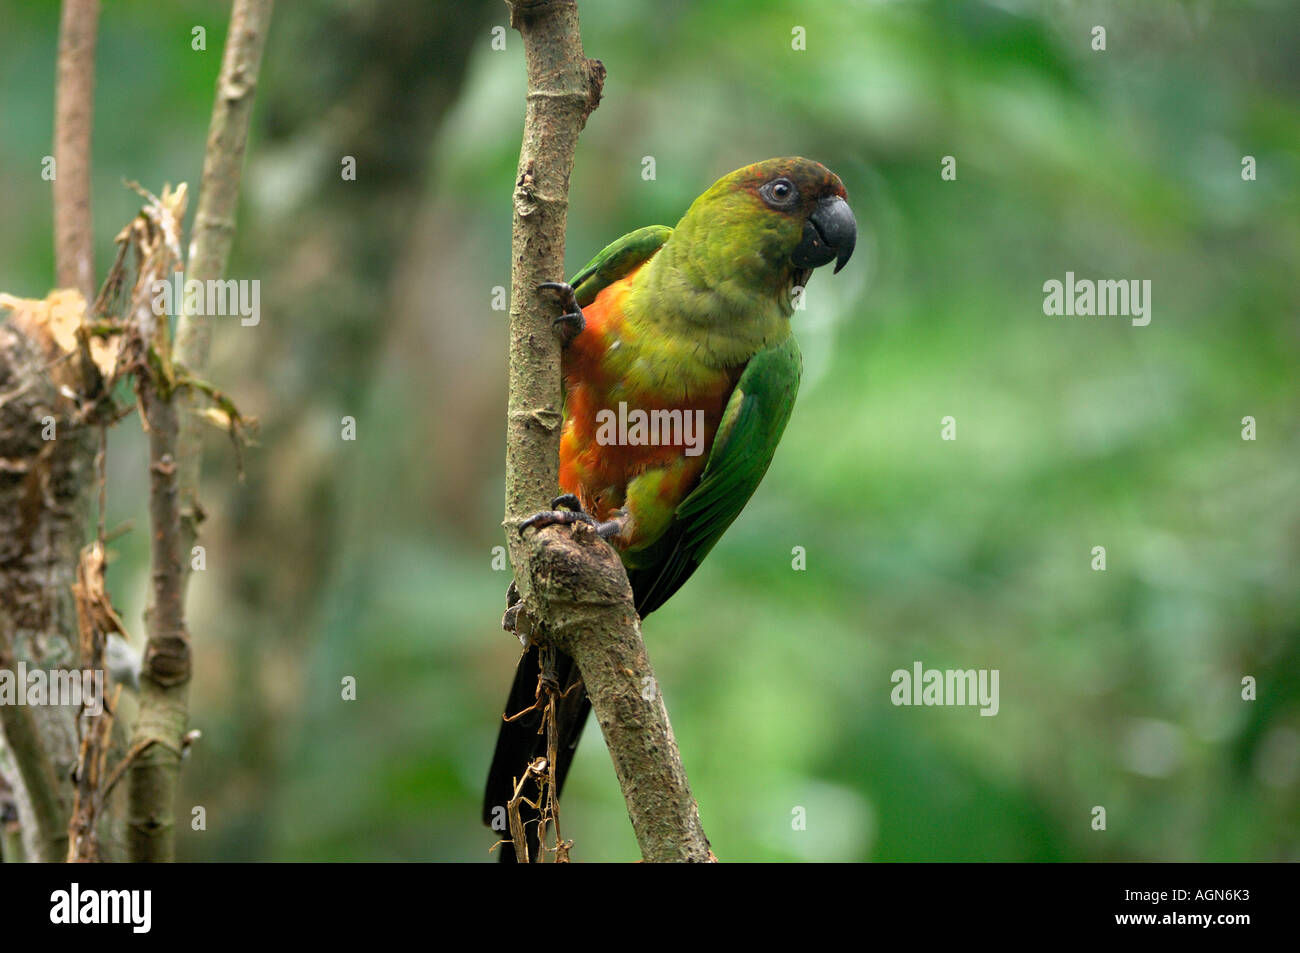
[
  {"x1": 122, "y1": 185, "x2": 192, "y2": 863},
  {"x1": 53, "y1": 0, "x2": 100, "y2": 301},
  {"x1": 175, "y1": 0, "x2": 275, "y2": 588},
  {"x1": 176, "y1": 0, "x2": 274, "y2": 371},
  {"x1": 503, "y1": 0, "x2": 603, "y2": 564},
  {"x1": 525, "y1": 526, "x2": 712, "y2": 862},
  {"x1": 503, "y1": 0, "x2": 712, "y2": 862},
  {"x1": 120, "y1": 2, "x2": 272, "y2": 864}
]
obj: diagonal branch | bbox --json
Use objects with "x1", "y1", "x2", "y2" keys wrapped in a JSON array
[
  {"x1": 503, "y1": 0, "x2": 712, "y2": 863},
  {"x1": 175, "y1": 0, "x2": 275, "y2": 590},
  {"x1": 526, "y1": 525, "x2": 713, "y2": 862}
]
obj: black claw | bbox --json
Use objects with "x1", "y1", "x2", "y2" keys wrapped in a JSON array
[
  {"x1": 539, "y1": 281, "x2": 577, "y2": 307},
  {"x1": 540, "y1": 281, "x2": 585, "y2": 346},
  {"x1": 552, "y1": 311, "x2": 585, "y2": 343},
  {"x1": 550, "y1": 493, "x2": 583, "y2": 512}
]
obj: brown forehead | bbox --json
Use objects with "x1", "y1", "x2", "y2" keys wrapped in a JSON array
[{"x1": 733, "y1": 159, "x2": 847, "y2": 200}]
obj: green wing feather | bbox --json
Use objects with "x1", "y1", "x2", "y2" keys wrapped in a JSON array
[
  {"x1": 626, "y1": 333, "x2": 802, "y2": 615},
  {"x1": 570, "y1": 225, "x2": 673, "y2": 306}
]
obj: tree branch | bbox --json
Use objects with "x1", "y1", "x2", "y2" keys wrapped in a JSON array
[
  {"x1": 502, "y1": 0, "x2": 601, "y2": 563},
  {"x1": 125, "y1": 377, "x2": 189, "y2": 862},
  {"x1": 123, "y1": 0, "x2": 272, "y2": 864},
  {"x1": 175, "y1": 0, "x2": 275, "y2": 589},
  {"x1": 527, "y1": 526, "x2": 713, "y2": 861},
  {"x1": 124, "y1": 185, "x2": 192, "y2": 863},
  {"x1": 503, "y1": 0, "x2": 712, "y2": 862},
  {"x1": 0, "y1": 614, "x2": 68, "y2": 863},
  {"x1": 1, "y1": 0, "x2": 103, "y2": 862},
  {"x1": 53, "y1": 0, "x2": 100, "y2": 302}
]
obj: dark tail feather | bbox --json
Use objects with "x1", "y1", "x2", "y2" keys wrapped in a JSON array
[{"x1": 483, "y1": 643, "x2": 590, "y2": 862}]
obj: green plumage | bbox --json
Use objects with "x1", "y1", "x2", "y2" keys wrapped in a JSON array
[
  {"x1": 571, "y1": 224, "x2": 672, "y2": 307},
  {"x1": 625, "y1": 333, "x2": 802, "y2": 614},
  {"x1": 486, "y1": 158, "x2": 854, "y2": 860}
]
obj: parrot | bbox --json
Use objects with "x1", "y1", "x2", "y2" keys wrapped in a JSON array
[{"x1": 484, "y1": 157, "x2": 857, "y2": 861}]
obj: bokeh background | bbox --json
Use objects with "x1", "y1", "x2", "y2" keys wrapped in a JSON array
[{"x1": 1, "y1": 0, "x2": 1297, "y2": 861}]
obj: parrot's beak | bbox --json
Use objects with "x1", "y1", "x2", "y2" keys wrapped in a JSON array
[{"x1": 792, "y1": 195, "x2": 857, "y2": 274}]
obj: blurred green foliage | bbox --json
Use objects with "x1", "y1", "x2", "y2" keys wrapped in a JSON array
[{"x1": 1, "y1": 0, "x2": 1296, "y2": 861}]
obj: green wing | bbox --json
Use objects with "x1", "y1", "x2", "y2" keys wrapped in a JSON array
[
  {"x1": 570, "y1": 225, "x2": 673, "y2": 307},
  {"x1": 625, "y1": 333, "x2": 803, "y2": 616}
]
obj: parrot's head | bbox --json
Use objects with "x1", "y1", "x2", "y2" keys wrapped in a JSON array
[{"x1": 682, "y1": 157, "x2": 857, "y2": 300}]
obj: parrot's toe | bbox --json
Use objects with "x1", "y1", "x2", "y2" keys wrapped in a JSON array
[
  {"x1": 540, "y1": 281, "x2": 585, "y2": 346},
  {"x1": 518, "y1": 507, "x2": 595, "y2": 535},
  {"x1": 519, "y1": 506, "x2": 622, "y2": 539},
  {"x1": 551, "y1": 311, "x2": 585, "y2": 343},
  {"x1": 538, "y1": 280, "x2": 577, "y2": 306}
]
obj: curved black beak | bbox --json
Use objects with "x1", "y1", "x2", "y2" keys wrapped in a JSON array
[{"x1": 792, "y1": 195, "x2": 857, "y2": 274}]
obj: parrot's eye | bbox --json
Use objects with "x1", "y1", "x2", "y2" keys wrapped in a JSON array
[{"x1": 760, "y1": 177, "x2": 799, "y2": 209}]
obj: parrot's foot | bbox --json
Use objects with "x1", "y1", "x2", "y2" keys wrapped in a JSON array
[
  {"x1": 539, "y1": 281, "x2": 585, "y2": 347},
  {"x1": 519, "y1": 494, "x2": 622, "y2": 539}
]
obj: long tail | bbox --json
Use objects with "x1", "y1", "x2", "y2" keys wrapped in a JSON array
[{"x1": 482, "y1": 643, "x2": 591, "y2": 863}]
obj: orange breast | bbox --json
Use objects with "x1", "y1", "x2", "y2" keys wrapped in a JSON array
[{"x1": 558, "y1": 276, "x2": 737, "y2": 538}]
